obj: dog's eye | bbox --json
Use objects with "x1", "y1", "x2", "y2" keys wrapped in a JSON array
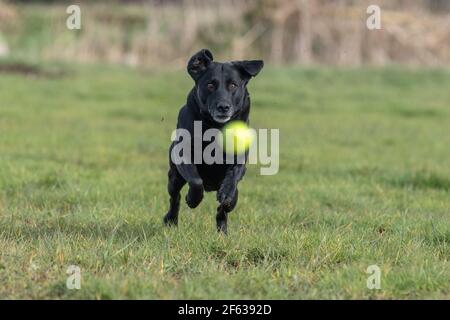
[
  {"x1": 207, "y1": 83, "x2": 215, "y2": 91},
  {"x1": 228, "y1": 83, "x2": 237, "y2": 91}
]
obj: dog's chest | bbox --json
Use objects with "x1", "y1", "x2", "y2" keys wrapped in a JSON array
[{"x1": 197, "y1": 163, "x2": 228, "y2": 192}]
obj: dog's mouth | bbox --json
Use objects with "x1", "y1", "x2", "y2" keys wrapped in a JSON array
[
  {"x1": 212, "y1": 114, "x2": 231, "y2": 123},
  {"x1": 208, "y1": 104, "x2": 234, "y2": 124}
]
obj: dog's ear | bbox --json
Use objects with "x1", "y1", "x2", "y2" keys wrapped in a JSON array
[
  {"x1": 187, "y1": 49, "x2": 214, "y2": 80},
  {"x1": 233, "y1": 60, "x2": 264, "y2": 79}
]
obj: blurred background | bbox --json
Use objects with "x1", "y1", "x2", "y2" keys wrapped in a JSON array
[
  {"x1": 1, "y1": 0, "x2": 449, "y2": 299},
  {"x1": 1, "y1": 0, "x2": 450, "y2": 68}
]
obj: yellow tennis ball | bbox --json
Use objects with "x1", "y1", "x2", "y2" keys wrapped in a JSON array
[{"x1": 218, "y1": 121, "x2": 255, "y2": 155}]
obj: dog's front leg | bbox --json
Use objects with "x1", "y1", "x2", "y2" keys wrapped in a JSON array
[
  {"x1": 176, "y1": 163, "x2": 204, "y2": 208},
  {"x1": 216, "y1": 164, "x2": 246, "y2": 234}
]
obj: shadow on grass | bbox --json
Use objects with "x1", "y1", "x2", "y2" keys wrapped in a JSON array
[
  {"x1": 0, "y1": 61, "x2": 69, "y2": 78},
  {"x1": 342, "y1": 166, "x2": 450, "y2": 192},
  {"x1": 386, "y1": 170, "x2": 450, "y2": 192},
  {"x1": 389, "y1": 108, "x2": 442, "y2": 118},
  {"x1": 2, "y1": 213, "x2": 161, "y2": 244},
  {"x1": 206, "y1": 241, "x2": 290, "y2": 270}
]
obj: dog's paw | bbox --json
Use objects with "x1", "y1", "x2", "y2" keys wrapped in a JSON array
[
  {"x1": 216, "y1": 219, "x2": 228, "y2": 235},
  {"x1": 163, "y1": 212, "x2": 178, "y2": 226},
  {"x1": 186, "y1": 183, "x2": 204, "y2": 208},
  {"x1": 217, "y1": 183, "x2": 236, "y2": 207}
]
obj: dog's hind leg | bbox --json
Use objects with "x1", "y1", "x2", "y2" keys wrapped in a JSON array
[
  {"x1": 164, "y1": 166, "x2": 186, "y2": 226},
  {"x1": 216, "y1": 189, "x2": 238, "y2": 234}
]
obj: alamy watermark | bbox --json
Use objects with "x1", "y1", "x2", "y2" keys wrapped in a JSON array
[
  {"x1": 366, "y1": 5, "x2": 381, "y2": 30},
  {"x1": 171, "y1": 121, "x2": 279, "y2": 175},
  {"x1": 66, "y1": 265, "x2": 81, "y2": 290},
  {"x1": 66, "y1": 4, "x2": 381, "y2": 32},
  {"x1": 366, "y1": 265, "x2": 381, "y2": 290},
  {"x1": 66, "y1": 5, "x2": 81, "y2": 30}
]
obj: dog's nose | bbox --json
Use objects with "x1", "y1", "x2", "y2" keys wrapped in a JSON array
[{"x1": 217, "y1": 103, "x2": 231, "y2": 113}]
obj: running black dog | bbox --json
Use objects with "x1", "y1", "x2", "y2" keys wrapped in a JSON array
[{"x1": 163, "y1": 49, "x2": 264, "y2": 234}]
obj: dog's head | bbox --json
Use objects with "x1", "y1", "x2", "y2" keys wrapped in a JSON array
[{"x1": 187, "y1": 49, "x2": 264, "y2": 124}]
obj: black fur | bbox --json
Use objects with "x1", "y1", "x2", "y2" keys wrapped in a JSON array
[{"x1": 164, "y1": 49, "x2": 264, "y2": 234}]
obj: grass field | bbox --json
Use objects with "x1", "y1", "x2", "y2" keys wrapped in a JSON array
[{"x1": 0, "y1": 62, "x2": 449, "y2": 299}]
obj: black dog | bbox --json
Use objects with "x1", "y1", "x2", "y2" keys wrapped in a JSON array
[{"x1": 163, "y1": 49, "x2": 264, "y2": 234}]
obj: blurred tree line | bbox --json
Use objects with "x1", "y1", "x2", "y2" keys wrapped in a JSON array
[
  {"x1": 1, "y1": 0, "x2": 449, "y2": 67},
  {"x1": 10, "y1": 0, "x2": 450, "y2": 12}
]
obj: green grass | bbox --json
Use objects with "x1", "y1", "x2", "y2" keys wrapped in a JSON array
[{"x1": 0, "y1": 62, "x2": 449, "y2": 299}]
